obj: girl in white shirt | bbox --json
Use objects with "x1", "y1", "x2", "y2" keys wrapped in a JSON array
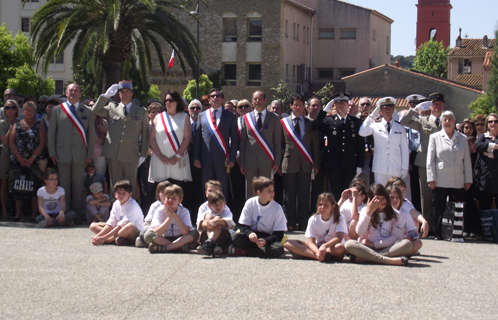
[
  {"x1": 344, "y1": 184, "x2": 412, "y2": 266},
  {"x1": 387, "y1": 186, "x2": 423, "y2": 256},
  {"x1": 285, "y1": 193, "x2": 346, "y2": 262},
  {"x1": 340, "y1": 183, "x2": 368, "y2": 241}
]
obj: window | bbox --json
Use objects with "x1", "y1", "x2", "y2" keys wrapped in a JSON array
[
  {"x1": 292, "y1": 65, "x2": 296, "y2": 82},
  {"x1": 340, "y1": 28, "x2": 356, "y2": 39},
  {"x1": 372, "y1": 29, "x2": 376, "y2": 41},
  {"x1": 223, "y1": 63, "x2": 237, "y2": 85},
  {"x1": 297, "y1": 24, "x2": 300, "y2": 41},
  {"x1": 386, "y1": 36, "x2": 389, "y2": 54},
  {"x1": 339, "y1": 69, "x2": 355, "y2": 78},
  {"x1": 307, "y1": 27, "x2": 309, "y2": 43},
  {"x1": 223, "y1": 19, "x2": 237, "y2": 42},
  {"x1": 293, "y1": 23, "x2": 296, "y2": 39},
  {"x1": 303, "y1": 26, "x2": 306, "y2": 42},
  {"x1": 459, "y1": 59, "x2": 472, "y2": 74},
  {"x1": 318, "y1": 69, "x2": 334, "y2": 79},
  {"x1": 318, "y1": 29, "x2": 334, "y2": 39},
  {"x1": 21, "y1": 18, "x2": 30, "y2": 32},
  {"x1": 248, "y1": 64, "x2": 261, "y2": 86},
  {"x1": 55, "y1": 80, "x2": 64, "y2": 95},
  {"x1": 50, "y1": 52, "x2": 64, "y2": 64},
  {"x1": 285, "y1": 20, "x2": 288, "y2": 37},
  {"x1": 286, "y1": 64, "x2": 289, "y2": 81},
  {"x1": 248, "y1": 19, "x2": 262, "y2": 41},
  {"x1": 430, "y1": 28, "x2": 437, "y2": 41}
]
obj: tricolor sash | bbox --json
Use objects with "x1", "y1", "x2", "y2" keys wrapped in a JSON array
[
  {"x1": 159, "y1": 112, "x2": 186, "y2": 155},
  {"x1": 281, "y1": 117, "x2": 313, "y2": 165},
  {"x1": 206, "y1": 109, "x2": 229, "y2": 161},
  {"x1": 60, "y1": 102, "x2": 87, "y2": 150},
  {"x1": 243, "y1": 112, "x2": 274, "y2": 164}
]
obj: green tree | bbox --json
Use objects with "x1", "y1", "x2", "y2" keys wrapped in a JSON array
[
  {"x1": 30, "y1": 0, "x2": 201, "y2": 92},
  {"x1": 270, "y1": 80, "x2": 293, "y2": 106},
  {"x1": 312, "y1": 83, "x2": 335, "y2": 106},
  {"x1": 468, "y1": 94, "x2": 497, "y2": 117},
  {"x1": 0, "y1": 24, "x2": 54, "y2": 97},
  {"x1": 412, "y1": 39, "x2": 450, "y2": 78},
  {"x1": 486, "y1": 29, "x2": 498, "y2": 109},
  {"x1": 183, "y1": 74, "x2": 213, "y2": 102}
]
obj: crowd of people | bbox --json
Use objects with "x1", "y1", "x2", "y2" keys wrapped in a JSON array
[{"x1": 1, "y1": 83, "x2": 497, "y2": 266}]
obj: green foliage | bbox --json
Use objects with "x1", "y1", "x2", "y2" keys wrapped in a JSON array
[
  {"x1": 468, "y1": 94, "x2": 497, "y2": 118},
  {"x1": 391, "y1": 55, "x2": 415, "y2": 69},
  {"x1": 270, "y1": 80, "x2": 293, "y2": 106},
  {"x1": 208, "y1": 70, "x2": 222, "y2": 89},
  {"x1": 148, "y1": 85, "x2": 161, "y2": 101},
  {"x1": 0, "y1": 24, "x2": 54, "y2": 97},
  {"x1": 183, "y1": 74, "x2": 213, "y2": 102},
  {"x1": 412, "y1": 39, "x2": 450, "y2": 78},
  {"x1": 486, "y1": 29, "x2": 498, "y2": 109},
  {"x1": 312, "y1": 83, "x2": 335, "y2": 106}
]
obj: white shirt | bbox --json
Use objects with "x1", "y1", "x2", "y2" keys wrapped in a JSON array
[
  {"x1": 37, "y1": 186, "x2": 65, "y2": 214},
  {"x1": 86, "y1": 193, "x2": 110, "y2": 211},
  {"x1": 356, "y1": 207, "x2": 404, "y2": 249},
  {"x1": 239, "y1": 197, "x2": 288, "y2": 234},
  {"x1": 106, "y1": 197, "x2": 144, "y2": 231},
  {"x1": 253, "y1": 108, "x2": 267, "y2": 125},
  {"x1": 196, "y1": 201, "x2": 235, "y2": 231},
  {"x1": 305, "y1": 214, "x2": 348, "y2": 245},
  {"x1": 340, "y1": 202, "x2": 367, "y2": 228},
  {"x1": 150, "y1": 205, "x2": 192, "y2": 237},
  {"x1": 211, "y1": 106, "x2": 222, "y2": 126},
  {"x1": 143, "y1": 200, "x2": 162, "y2": 228},
  {"x1": 290, "y1": 113, "x2": 305, "y2": 138},
  {"x1": 121, "y1": 101, "x2": 132, "y2": 115}
]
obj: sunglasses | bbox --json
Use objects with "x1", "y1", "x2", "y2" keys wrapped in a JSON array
[
  {"x1": 164, "y1": 98, "x2": 176, "y2": 103},
  {"x1": 210, "y1": 94, "x2": 222, "y2": 98},
  {"x1": 4, "y1": 106, "x2": 16, "y2": 110},
  {"x1": 189, "y1": 106, "x2": 201, "y2": 111},
  {"x1": 238, "y1": 105, "x2": 250, "y2": 109},
  {"x1": 488, "y1": 120, "x2": 498, "y2": 124},
  {"x1": 360, "y1": 103, "x2": 371, "y2": 107}
]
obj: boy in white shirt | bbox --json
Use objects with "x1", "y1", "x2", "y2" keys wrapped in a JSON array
[
  {"x1": 85, "y1": 182, "x2": 111, "y2": 224},
  {"x1": 144, "y1": 184, "x2": 199, "y2": 253},
  {"x1": 89, "y1": 180, "x2": 144, "y2": 246},
  {"x1": 230, "y1": 176, "x2": 287, "y2": 258},
  {"x1": 196, "y1": 190, "x2": 235, "y2": 256}
]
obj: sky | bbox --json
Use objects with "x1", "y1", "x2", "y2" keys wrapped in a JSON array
[{"x1": 343, "y1": 0, "x2": 498, "y2": 56}]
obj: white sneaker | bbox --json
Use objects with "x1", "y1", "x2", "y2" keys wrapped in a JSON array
[{"x1": 135, "y1": 236, "x2": 147, "y2": 248}]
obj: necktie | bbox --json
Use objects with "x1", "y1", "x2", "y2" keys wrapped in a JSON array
[
  {"x1": 387, "y1": 121, "x2": 391, "y2": 133},
  {"x1": 71, "y1": 104, "x2": 76, "y2": 112},
  {"x1": 257, "y1": 112, "x2": 263, "y2": 130},
  {"x1": 294, "y1": 118, "x2": 301, "y2": 137},
  {"x1": 192, "y1": 122, "x2": 196, "y2": 138},
  {"x1": 212, "y1": 109, "x2": 217, "y2": 124},
  {"x1": 342, "y1": 118, "x2": 346, "y2": 125},
  {"x1": 435, "y1": 117, "x2": 440, "y2": 127},
  {"x1": 124, "y1": 106, "x2": 128, "y2": 117}
]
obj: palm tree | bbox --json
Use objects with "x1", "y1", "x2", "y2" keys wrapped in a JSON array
[{"x1": 30, "y1": 0, "x2": 200, "y2": 90}]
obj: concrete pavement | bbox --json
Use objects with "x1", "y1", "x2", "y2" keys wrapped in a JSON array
[{"x1": 1, "y1": 222, "x2": 497, "y2": 319}]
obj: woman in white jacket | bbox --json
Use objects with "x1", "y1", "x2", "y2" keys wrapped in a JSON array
[{"x1": 345, "y1": 184, "x2": 411, "y2": 266}]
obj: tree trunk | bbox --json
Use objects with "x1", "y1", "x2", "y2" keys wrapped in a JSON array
[{"x1": 102, "y1": 60, "x2": 122, "y2": 92}]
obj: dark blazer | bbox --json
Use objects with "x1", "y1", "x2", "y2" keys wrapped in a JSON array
[
  {"x1": 312, "y1": 110, "x2": 365, "y2": 172},
  {"x1": 193, "y1": 108, "x2": 239, "y2": 167},
  {"x1": 281, "y1": 115, "x2": 320, "y2": 174},
  {"x1": 475, "y1": 132, "x2": 498, "y2": 192}
]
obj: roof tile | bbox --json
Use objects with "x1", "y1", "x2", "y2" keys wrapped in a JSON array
[
  {"x1": 448, "y1": 38, "x2": 495, "y2": 56},
  {"x1": 454, "y1": 74, "x2": 483, "y2": 89}
]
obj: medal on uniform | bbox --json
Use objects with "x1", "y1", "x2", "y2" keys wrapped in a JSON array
[
  {"x1": 332, "y1": 130, "x2": 337, "y2": 135},
  {"x1": 352, "y1": 134, "x2": 356, "y2": 137}
]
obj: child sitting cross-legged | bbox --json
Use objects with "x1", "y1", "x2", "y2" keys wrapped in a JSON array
[
  {"x1": 229, "y1": 176, "x2": 287, "y2": 258},
  {"x1": 144, "y1": 184, "x2": 199, "y2": 253},
  {"x1": 85, "y1": 182, "x2": 111, "y2": 225},
  {"x1": 89, "y1": 180, "x2": 144, "y2": 246},
  {"x1": 196, "y1": 189, "x2": 235, "y2": 256}
]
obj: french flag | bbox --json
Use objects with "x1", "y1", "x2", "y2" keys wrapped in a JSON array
[{"x1": 168, "y1": 49, "x2": 175, "y2": 68}]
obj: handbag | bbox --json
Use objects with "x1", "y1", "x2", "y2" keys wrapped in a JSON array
[
  {"x1": 7, "y1": 164, "x2": 42, "y2": 195},
  {"x1": 480, "y1": 209, "x2": 498, "y2": 243},
  {"x1": 441, "y1": 202, "x2": 465, "y2": 242}
]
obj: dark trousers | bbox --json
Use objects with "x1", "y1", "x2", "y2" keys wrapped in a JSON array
[
  {"x1": 228, "y1": 161, "x2": 245, "y2": 222},
  {"x1": 409, "y1": 151, "x2": 421, "y2": 212},
  {"x1": 137, "y1": 156, "x2": 156, "y2": 216},
  {"x1": 463, "y1": 187, "x2": 481, "y2": 235},
  {"x1": 231, "y1": 232, "x2": 284, "y2": 258},
  {"x1": 283, "y1": 171, "x2": 311, "y2": 227},
  {"x1": 327, "y1": 167, "x2": 355, "y2": 201},
  {"x1": 273, "y1": 171, "x2": 284, "y2": 206},
  {"x1": 432, "y1": 187, "x2": 465, "y2": 237},
  {"x1": 200, "y1": 229, "x2": 232, "y2": 249},
  {"x1": 311, "y1": 169, "x2": 325, "y2": 214}
]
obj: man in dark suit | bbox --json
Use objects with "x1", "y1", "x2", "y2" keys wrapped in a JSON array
[
  {"x1": 281, "y1": 94, "x2": 320, "y2": 231},
  {"x1": 193, "y1": 88, "x2": 239, "y2": 200},
  {"x1": 312, "y1": 92, "x2": 365, "y2": 200},
  {"x1": 48, "y1": 83, "x2": 95, "y2": 218},
  {"x1": 239, "y1": 90, "x2": 282, "y2": 199}
]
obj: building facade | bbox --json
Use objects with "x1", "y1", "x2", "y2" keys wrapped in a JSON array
[{"x1": 415, "y1": 0, "x2": 452, "y2": 49}]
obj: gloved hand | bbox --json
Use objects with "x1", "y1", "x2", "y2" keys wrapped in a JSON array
[
  {"x1": 370, "y1": 105, "x2": 381, "y2": 118},
  {"x1": 103, "y1": 84, "x2": 119, "y2": 98},
  {"x1": 414, "y1": 101, "x2": 431, "y2": 112},
  {"x1": 355, "y1": 167, "x2": 362, "y2": 177},
  {"x1": 400, "y1": 169, "x2": 408, "y2": 179}
]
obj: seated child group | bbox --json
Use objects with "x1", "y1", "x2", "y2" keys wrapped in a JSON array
[{"x1": 38, "y1": 167, "x2": 426, "y2": 266}]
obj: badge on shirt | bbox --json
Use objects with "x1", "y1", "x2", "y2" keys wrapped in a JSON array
[{"x1": 132, "y1": 116, "x2": 141, "y2": 120}]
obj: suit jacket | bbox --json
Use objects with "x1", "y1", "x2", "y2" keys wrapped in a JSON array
[
  {"x1": 359, "y1": 117, "x2": 409, "y2": 176},
  {"x1": 48, "y1": 102, "x2": 95, "y2": 164},
  {"x1": 312, "y1": 110, "x2": 365, "y2": 172},
  {"x1": 400, "y1": 108, "x2": 441, "y2": 167},
  {"x1": 239, "y1": 110, "x2": 282, "y2": 171},
  {"x1": 427, "y1": 130, "x2": 472, "y2": 188},
  {"x1": 92, "y1": 96, "x2": 149, "y2": 163},
  {"x1": 193, "y1": 108, "x2": 239, "y2": 167},
  {"x1": 281, "y1": 115, "x2": 320, "y2": 174},
  {"x1": 475, "y1": 133, "x2": 498, "y2": 192}
]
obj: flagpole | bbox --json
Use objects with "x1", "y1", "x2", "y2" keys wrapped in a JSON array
[{"x1": 195, "y1": 0, "x2": 200, "y2": 100}]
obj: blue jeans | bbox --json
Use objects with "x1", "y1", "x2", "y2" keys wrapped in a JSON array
[{"x1": 36, "y1": 211, "x2": 76, "y2": 226}]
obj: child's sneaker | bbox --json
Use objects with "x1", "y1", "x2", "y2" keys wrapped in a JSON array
[
  {"x1": 196, "y1": 242, "x2": 213, "y2": 255},
  {"x1": 228, "y1": 244, "x2": 247, "y2": 256},
  {"x1": 135, "y1": 236, "x2": 147, "y2": 248},
  {"x1": 179, "y1": 243, "x2": 191, "y2": 253},
  {"x1": 148, "y1": 243, "x2": 168, "y2": 253},
  {"x1": 115, "y1": 237, "x2": 130, "y2": 246},
  {"x1": 37, "y1": 220, "x2": 48, "y2": 228},
  {"x1": 213, "y1": 243, "x2": 223, "y2": 256}
]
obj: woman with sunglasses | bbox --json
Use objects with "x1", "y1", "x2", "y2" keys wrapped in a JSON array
[
  {"x1": 0, "y1": 100, "x2": 20, "y2": 219},
  {"x1": 149, "y1": 91, "x2": 192, "y2": 188},
  {"x1": 475, "y1": 113, "x2": 498, "y2": 215}
]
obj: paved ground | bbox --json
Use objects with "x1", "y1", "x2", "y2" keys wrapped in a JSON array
[{"x1": 1, "y1": 222, "x2": 497, "y2": 320}]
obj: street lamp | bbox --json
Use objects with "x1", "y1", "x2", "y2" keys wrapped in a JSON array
[{"x1": 190, "y1": 0, "x2": 200, "y2": 99}]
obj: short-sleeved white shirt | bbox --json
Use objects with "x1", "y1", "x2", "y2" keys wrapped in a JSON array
[
  {"x1": 398, "y1": 207, "x2": 418, "y2": 234},
  {"x1": 144, "y1": 200, "x2": 162, "y2": 224},
  {"x1": 86, "y1": 194, "x2": 110, "y2": 210},
  {"x1": 37, "y1": 186, "x2": 65, "y2": 214},
  {"x1": 400, "y1": 199, "x2": 415, "y2": 214},
  {"x1": 305, "y1": 214, "x2": 348, "y2": 245},
  {"x1": 238, "y1": 197, "x2": 287, "y2": 234},
  {"x1": 340, "y1": 202, "x2": 367, "y2": 228},
  {"x1": 196, "y1": 201, "x2": 235, "y2": 231},
  {"x1": 106, "y1": 197, "x2": 144, "y2": 231},
  {"x1": 150, "y1": 205, "x2": 192, "y2": 237}
]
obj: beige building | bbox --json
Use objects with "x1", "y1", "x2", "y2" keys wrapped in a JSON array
[
  {"x1": 0, "y1": 0, "x2": 73, "y2": 94},
  {"x1": 447, "y1": 34, "x2": 495, "y2": 91},
  {"x1": 152, "y1": 0, "x2": 393, "y2": 101}
]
